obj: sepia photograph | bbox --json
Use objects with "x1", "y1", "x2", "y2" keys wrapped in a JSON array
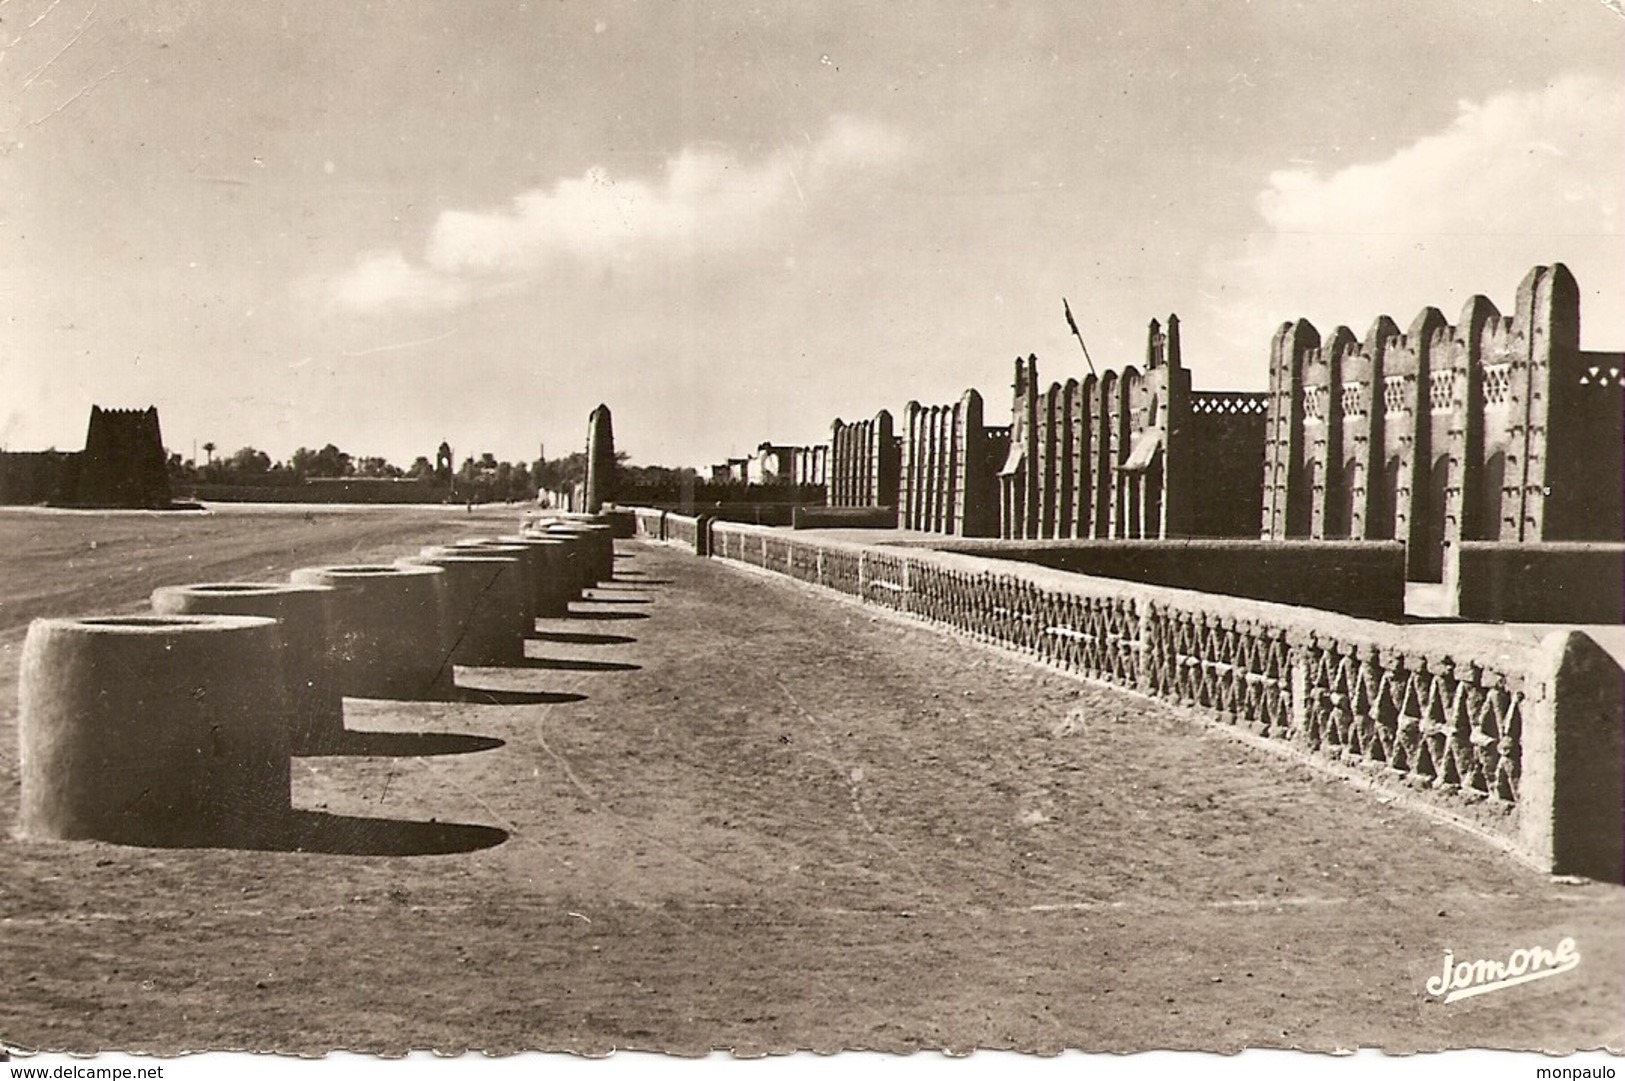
[{"x1": 1, "y1": 1, "x2": 1621, "y2": 1074}]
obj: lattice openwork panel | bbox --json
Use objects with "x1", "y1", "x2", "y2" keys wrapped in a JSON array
[
  {"x1": 1191, "y1": 392, "x2": 1268, "y2": 416},
  {"x1": 909, "y1": 562, "x2": 969, "y2": 632},
  {"x1": 786, "y1": 540, "x2": 822, "y2": 584},
  {"x1": 863, "y1": 551, "x2": 908, "y2": 610},
  {"x1": 1299, "y1": 643, "x2": 1522, "y2": 804},
  {"x1": 1429, "y1": 370, "x2": 1456, "y2": 413},
  {"x1": 982, "y1": 576, "x2": 1043, "y2": 655},
  {"x1": 1383, "y1": 375, "x2": 1411, "y2": 416},
  {"x1": 1039, "y1": 591, "x2": 1142, "y2": 686},
  {"x1": 1145, "y1": 605, "x2": 1291, "y2": 735},
  {"x1": 1482, "y1": 363, "x2": 1513, "y2": 407},
  {"x1": 920, "y1": 566, "x2": 1006, "y2": 642},
  {"x1": 1302, "y1": 385, "x2": 1327, "y2": 422},
  {"x1": 691, "y1": 521, "x2": 1536, "y2": 829},
  {"x1": 1579, "y1": 363, "x2": 1622, "y2": 388},
  {"x1": 976, "y1": 575, "x2": 1014, "y2": 647},
  {"x1": 821, "y1": 548, "x2": 862, "y2": 597},
  {"x1": 1030, "y1": 587, "x2": 1067, "y2": 668},
  {"x1": 1340, "y1": 382, "x2": 1368, "y2": 418}
]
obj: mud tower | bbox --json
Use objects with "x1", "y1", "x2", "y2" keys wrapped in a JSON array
[
  {"x1": 72, "y1": 405, "x2": 173, "y2": 509},
  {"x1": 584, "y1": 404, "x2": 616, "y2": 512}
]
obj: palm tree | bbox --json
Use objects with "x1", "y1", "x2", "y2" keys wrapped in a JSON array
[{"x1": 202, "y1": 441, "x2": 216, "y2": 465}]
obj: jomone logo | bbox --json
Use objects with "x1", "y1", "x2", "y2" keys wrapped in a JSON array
[{"x1": 1425, "y1": 937, "x2": 1580, "y2": 1003}]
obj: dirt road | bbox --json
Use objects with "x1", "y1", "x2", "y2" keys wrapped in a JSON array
[{"x1": 2, "y1": 525, "x2": 1620, "y2": 1054}]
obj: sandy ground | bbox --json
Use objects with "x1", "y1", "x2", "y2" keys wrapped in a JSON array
[{"x1": 0, "y1": 512, "x2": 1620, "y2": 1055}]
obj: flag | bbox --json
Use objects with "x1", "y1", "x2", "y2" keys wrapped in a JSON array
[{"x1": 1063, "y1": 296, "x2": 1097, "y2": 376}]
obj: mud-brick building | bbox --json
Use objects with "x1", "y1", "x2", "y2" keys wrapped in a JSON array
[
  {"x1": 898, "y1": 391, "x2": 1010, "y2": 537},
  {"x1": 1259, "y1": 263, "x2": 1623, "y2": 593},
  {"x1": 0, "y1": 405, "x2": 172, "y2": 509},
  {"x1": 76, "y1": 406, "x2": 172, "y2": 508},
  {"x1": 790, "y1": 444, "x2": 829, "y2": 486},
  {"x1": 999, "y1": 316, "x2": 1267, "y2": 540},
  {"x1": 826, "y1": 411, "x2": 900, "y2": 510},
  {"x1": 744, "y1": 443, "x2": 827, "y2": 486},
  {"x1": 0, "y1": 450, "x2": 76, "y2": 505}
]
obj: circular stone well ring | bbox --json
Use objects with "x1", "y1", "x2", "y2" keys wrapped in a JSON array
[
  {"x1": 151, "y1": 582, "x2": 343, "y2": 753},
  {"x1": 288, "y1": 563, "x2": 451, "y2": 700},
  {"x1": 18, "y1": 613, "x2": 293, "y2": 847}
]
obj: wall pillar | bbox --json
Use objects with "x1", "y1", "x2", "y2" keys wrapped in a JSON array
[{"x1": 1521, "y1": 631, "x2": 1624, "y2": 882}]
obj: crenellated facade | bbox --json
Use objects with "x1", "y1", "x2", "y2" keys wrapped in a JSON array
[
  {"x1": 999, "y1": 317, "x2": 1266, "y2": 540},
  {"x1": 898, "y1": 390, "x2": 1009, "y2": 536},
  {"x1": 827, "y1": 411, "x2": 900, "y2": 509},
  {"x1": 1260, "y1": 263, "x2": 1622, "y2": 585},
  {"x1": 2, "y1": 406, "x2": 174, "y2": 509}
]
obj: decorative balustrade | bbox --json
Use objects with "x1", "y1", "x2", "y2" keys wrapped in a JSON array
[{"x1": 668, "y1": 516, "x2": 1620, "y2": 880}]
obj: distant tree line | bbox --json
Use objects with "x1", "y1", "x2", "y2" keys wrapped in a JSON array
[{"x1": 167, "y1": 442, "x2": 698, "y2": 505}]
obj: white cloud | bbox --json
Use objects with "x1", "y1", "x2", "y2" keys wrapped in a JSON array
[
  {"x1": 331, "y1": 115, "x2": 909, "y2": 312},
  {"x1": 327, "y1": 250, "x2": 472, "y2": 313},
  {"x1": 1202, "y1": 73, "x2": 1625, "y2": 379}
]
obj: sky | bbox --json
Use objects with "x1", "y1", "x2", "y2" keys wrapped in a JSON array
[{"x1": 2, "y1": 0, "x2": 1622, "y2": 471}]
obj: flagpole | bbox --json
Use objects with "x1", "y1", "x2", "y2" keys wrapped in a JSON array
[{"x1": 1062, "y1": 297, "x2": 1097, "y2": 377}]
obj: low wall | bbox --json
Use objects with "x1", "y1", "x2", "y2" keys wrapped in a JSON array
[
  {"x1": 631, "y1": 507, "x2": 668, "y2": 541},
  {"x1": 621, "y1": 502, "x2": 817, "y2": 527},
  {"x1": 704, "y1": 502, "x2": 820, "y2": 527},
  {"x1": 191, "y1": 479, "x2": 448, "y2": 504},
  {"x1": 923, "y1": 539, "x2": 1406, "y2": 620},
  {"x1": 792, "y1": 505, "x2": 899, "y2": 530},
  {"x1": 634, "y1": 512, "x2": 1621, "y2": 882},
  {"x1": 0, "y1": 450, "x2": 76, "y2": 505},
  {"x1": 633, "y1": 510, "x2": 717, "y2": 556},
  {"x1": 618, "y1": 481, "x2": 825, "y2": 507},
  {"x1": 1456, "y1": 542, "x2": 1624, "y2": 624}
]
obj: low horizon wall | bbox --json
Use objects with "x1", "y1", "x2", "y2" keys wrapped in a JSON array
[
  {"x1": 190, "y1": 479, "x2": 451, "y2": 504},
  {"x1": 920, "y1": 538, "x2": 1405, "y2": 620},
  {"x1": 1455, "y1": 542, "x2": 1625, "y2": 624},
  {"x1": 629, "y1": 501, "x2": 824, "y2": 527},
  {"x1": 627, "y1": 508, "x2": 1622, "y2": 883},
  {"x1": 617, "y1": 481, "x2": 825, "y2": 512},
  {"x1": 793, "y1": 506, "x2": 899, "y2": 530}
]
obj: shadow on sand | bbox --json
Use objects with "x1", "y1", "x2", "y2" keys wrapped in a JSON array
[
  {"x1": 528, "y1": 630, "x2": 636, "y2": 646},
  {"x1": 127, "y1": 811, "x2": 508, "y2": 856},
  {"x1": 454, "y1": 687, "x2": 588, "y2": 706},
  {"x1": 510, "y1": 656, "x2": 641, "y2": 673},
  {"x1": 281, "y1": 810, "x2": 508, "y2": 856},
  {"x1": 305, "y1": 729, "x2": 505, "y2": 758},
  {"x1": 271, "y1": 812, "x2": 507, "y2": 858}
]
